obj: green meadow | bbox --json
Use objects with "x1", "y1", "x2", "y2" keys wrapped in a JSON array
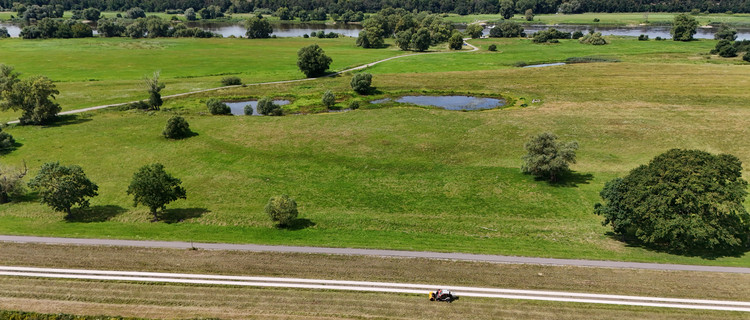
[{"x1": 0, "y1": 35, "x2": 749, "y2": 266}]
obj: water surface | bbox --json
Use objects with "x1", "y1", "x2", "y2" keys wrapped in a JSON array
[
  {"x1": 225, "y1": 100, "x2": 290, "y2": 115},
  {"x1": 372, "y1": 95, "x2": 505, "y2": 111}
]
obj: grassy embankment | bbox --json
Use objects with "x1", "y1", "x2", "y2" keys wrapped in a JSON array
[
  {"x1": 0, "y1": 243, "x2": 747, "y2": 319},
  {"x1": 0, "y1": 36, "x2": 748, "y2": 266},
  {"x1": 445, "y1": 12, "x2": 750, "y2": 26}
]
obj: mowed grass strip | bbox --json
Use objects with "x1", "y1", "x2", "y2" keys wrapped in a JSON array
[{"x1": 0, "y1": 243, "x2": 747, "y2": 301}]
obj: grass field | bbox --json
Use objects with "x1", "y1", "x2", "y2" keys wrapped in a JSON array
[
  {"x1": 0, "y1": 36, "x2": 749, "y2": 265},
  {"x1": 445, "y1": 12, "x2": 750, "y2": 26},
  {"x1": 0, "y1": 243, "x2": 747, "y2": 319}
]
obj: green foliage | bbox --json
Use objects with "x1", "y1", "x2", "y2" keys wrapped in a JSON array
[
  {"x1": 465, "y1": 24, "x2": 484, "y2": 39},
  {"x1": 125, "y1": 7, "x2": 146, "y2": 19},
  {"x1": 256, "y1": 97, "x2": 282, "y2": 116},
  {"x1": 0, "y1": 163, "x2": 27, "y2": 204},
  {"x1": 220, "y1": 76, "x2": 242, "y2": 86},
  {"x1": 714, "y1": 23, "x2": 737, "y2": 41},
  {"x1": 28, "y1": 162, "x2": 99, "y2": 216},
  {"x1": 572, "y1": 31, "x2": 584, "y2": 39},
  {"x1": 498, "y1": 0, "x2": 515, "y2": 19},
  {"x1": 206, "y1": 98, "x2": 231, "y2": 115},
  {"x1": 448, "y1": 32, "x2": 464, "y2": 50},
  {"x1": 488, "y1": 44, "x2": 497, "y2": 51},
  {"x1": 144, "y1": 71, "x2": 165, "y2": 110},
  {"x1": 296, "y1": 44, "x2": 332, "y2": 77},
  {"x1": 410, "y1": 28, "x2": 431, "y2": 52},
  {"x1": 185, "y1": 7, "x2": 196, "y2": 21},
  {"x1": 0, "y1": 27, "x2": 9, "y2": 38},
  {"x1": 595, "y1": 149, "x2": 750, "y2": 254},
  {"x1": 638, "y1": 34, "x2": 649, "y2": 41},
  {"x1": 162, "y1": 116, "x2": 192, "y2": 139},
  {"x1": 82, "y1": 7, "x2": 100, "y2": 21},
  {"x1": 744, "y1": 52, "x2": 750, "y2": 62},
  {"x1": 245, "y1": 17, "x2": 273, "y2": 39},
  {"x1": 525, "y1": 9, "x2": 535, "y2": 21},
  {"x1": 275, "y1": 6, "x2": 291, "y2": 20},
  {"x1": 350, "y1": 73, "x2": 373, "y2": 94},
  {"x1": 0, "y1": 127, "x2": 15, "y2": 149},
  {"x1": 671, "y1": 13, "x2": 698, "y2": 41},
  {"x1": 714, "y1": 39, "x2": 738, "y2": 57},
  {"x1": 0, "y1": 72, "x2": 61, "y2": 125},
  {"x1": 348, "y1": 100, "x2": 360, "y2": 110},
  {"x1": 489, "y1": 21, "x2": 524, "y2": 38},
  {"x1": 394, "y1": 30, "x2": 412, "y2": 51},
  {"x1": 532, "y1": 28, "x2": 571, "y2": 43},
  {"x1": 265, "y1": 194, "x2": 298, "y2": 227},
  {"x1": 578, "y1": 32, "x2": 607, "y2": 45},
  {"x1": 521, "y1": 132, "x2": 578, "y2": 182},
  {"x1": 127, "y1": 163, "x2": 187, "y2": 220},
  {"x1": 356, "y1": 27, "x2": 384, "y2": 48},
  {"x1": 322, "y1": 90, "x2": 335, "y2": 108}
]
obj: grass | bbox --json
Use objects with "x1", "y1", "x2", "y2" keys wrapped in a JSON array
[
  {"x1": 0, "y1": 243, "x2": 747, "y2": 319},
  {"x1": 0, "y1": 37, "x2": 749, "y2": 265},
  {"x1": 445, "y1": 12, "x2": 750, "y2": 26}
]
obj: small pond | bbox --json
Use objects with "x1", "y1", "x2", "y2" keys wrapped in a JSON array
[
  {"x1": 523, "y1": 62, "x2": 566, "y2": 68},
  {"x1": 371, "y1": 95, "x2": 505, "y2": 111},
  {"x1": 225, "y1": 100, "x2": 290, "y2": 115}
]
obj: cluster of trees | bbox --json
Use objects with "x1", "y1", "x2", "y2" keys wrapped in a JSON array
[
  {"x1": 99, "y1": 17, "x2": 218, "y2": 38},
  {"x1": 709, "y1": 24, "x2": 750, "y2": 60},
  {"x1": 488, "y1": 21, "x2": 525, "y2": 38},
  {"x1": 5, "y1": 0, "x2": 749, "y2": 16},
  {"x1": 0, "y1": 65, "x2": 61, "y2": 125},
  {"x1": 358, "y1": 8, "x2": 456, "y2": 51},
  {"x1": 19, "y1": 18, "x2": 93, "y2": 39},
  {"x1": 12, "y1": 4, "x2": 65, "y2": 22}
]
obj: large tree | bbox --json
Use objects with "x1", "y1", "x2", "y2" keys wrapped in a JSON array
[
  {"x1": 498, "y1": 0, "x2": 515, "y2": 19},
  {"x1": 143, "y1": 71, "x2": 165, "y2": 110},
  {"x1": 0, "y1": 69, "x2": 61, "y2": 125},
  {"x1": 671, "y1": 13, "x2": 698, "y2": 41},
  {"x1": 595, "y1": 149, "x2": 750, "y2": 253},
  {"x1": 521, "y1": 132, "x2": 578, "y2": 182},
  {"x1": 127, "y1": 163, "x2": 186, "y2": 221},
  {"x1": 28, "y1": 162, "x2": 99, "y2": 217},
  {"x1": 296, "y1": 44, "x2": 332, "y2": 77},
  {"x1": 245, "y1": 16, "x2": 272, "y2": 38}
]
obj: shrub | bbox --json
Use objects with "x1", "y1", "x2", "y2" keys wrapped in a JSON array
[
  {"x1": 638, "y1": 34, "x2": 649, "y2": 41},
  {"x1": 349, "y1": 100, "x2": 360, "y2": 110},
  {"x1": 206, "y1": 98, "x2": 231, "y2": 115},
  {"x1": 744, "y1": 52, "x2": 750, "y2": 63},
  {"x1": 0, "y1": 127, "x2": 15, "y2": 149},
  {"x1": 578, "y1": 32, "x2": 607, "y2": 45},
  {"x1": 489, "y1": 21, "x2": 524, "y2": 38},
  {"x1": 448, "y1": 32, "x2": 463, "y2": 50},
  {"x1": 221, "y1": 76, "x2": 242, "y2": 86},
  {"x1": 297, "y1": 44, "x2": 332, "y2": 77},
  {"x1": 162, "y1": 116, "x2": 192, "y2": 139},
  {"x1": 350, "y1": 73, "x2": 373, "y2": 94},
  {"x1": 488, "y1": 44, "x2": 497, "y2": 51},
  {"x1": 0, "y1": 27, "x2": 10, "y2": 38},
  {"x1": 256, "y1": 97, "x2": 282, "y2": 116},
  {"x1": 532, "y1": 28, "x2": 571, "y2": 43},
  {"x1": 572, "y1": 31, "x2": 584, "y2": 39},
  {"x1": 245, "y1": 17, "x2": 273, "y2": 38},
  {"x1": 593, "y1": 18, "x2": 600, "y2": 22},
  {"x1": 715, "y1": 39, "x2": 738, "y2": 57},
  {"x1": 322, "y1": 90, "x2": 335, "y2": 108},
  {"x1": 265, "y1": 194, "x2": 298, "y2": 227},
  {"x1": 521, "y1": 132, "x2": 578, "y2": 182},
  {"x1": 465, "y1": 24, "x2": 483, "y2": 39}
]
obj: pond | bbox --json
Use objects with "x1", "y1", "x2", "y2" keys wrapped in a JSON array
[
  {"x1": 481, "y1": 24, "x2": 750, "y2": 40},
  {"x1": 225, "y1": 100, "x2": 290, "y2": 115},
  {"x1": 371, "y1": 95, "x2": 505, "y2": 111}
]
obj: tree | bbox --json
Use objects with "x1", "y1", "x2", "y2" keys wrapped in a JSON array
[
  {"x1": 265, "y1": 194, "x2": 298, "y2": 227},
  {"x1": 498, "y1": 0, "x2": 515, "y2": 19},
  {"x1": 521, "y1": 132, "x2": 578, "y2": 182},
  {"x1": 144, "y1": 71, "x2": 165, "y2": 110},
  {"x1": 322, "y1": 90, "x2": 335, "y2": 108},
  {"x1": 525, "y1": 9, "x2": 534, "y2": 21},
  {"x1": 671, "y1": 13, "x2": 698, "y2": 41},
  {"x1": 82, "y1": 7, "x2": 100, "y2": 21},
  {"x1": 744, "y1": 52, "x2": 750, "y2": 63},
  {"x1": 489, "y1": 21, "x2": 524, "y2": 38},
  {"x1": 714, "y1": 23, "x2": 738, "y2": 41},
  {"x1": 488, "y1": 44, "x2": 497, "y2": 51},
  {"x1": 465, "y1": 24, "x2": 483, "y2": 39},
  {"x1": 595, "y1": 149, "x2": 750, "y2": 254},
  {"x1": 97, "y1": 19, "x2": 126, "y2": 37},
  {"x1": 206, "y1": 98, "x2": 231, "y2": 115},
  {"x1": 28, "y1": 162, "x2": 99, "y2": 217},
  {"x1": 448, "y1": 32, "x2": 464, "y2": 50},
  {"x1": 256, "y1": 97, "x2": 282, "y2": 116},
  {"x1": 0, "y1": 74, "x2": 61, "y2": 125},
  {"x1": 297, "y1": 44, "x2": 332, "y2": 77},
  {"x1": 162, "y1": 116, "x2": 192, "y2": 139},
  {"x1": 0, "y1": 27, "x2": 10, "y2": 38},
  {"x1": 350, "y1": 73, "x2": 373, "y2": 94},
  {"x1": 275, "y1": 7, "x2": 291, "y2": 20},
  {"x1": 127, "y1": 163, "x2": 186, "y2": 221},
  {"x1": 184, "y1": 8, "x2": 196, "y2": 21},
  {"x1": 714, "y1": 39, "x2": 737, "y2": 57},
  {"x1": 356, "y1": 27, "x2": 384, "y2": 48},
  {"x1": 0, "y1": 126, "x2": 15, "y2": 149},
  {"x1": 245, "y1": 17, "x2": 272, "y2": 38},
  {"x1": 0, "y1": 162, "x2": 26, "y2": 204},
  {"x1": 394, "y1": 30, "x2": 412, "y2": 50},
  {"x1": 125, "y1": 7, "x2": 146, "y2": 19},
  {"x1": 579, "y1": 32, "x2": 607, "y2": 45},
  {"x1": 410, "y1": 27, "x2": 431, "y2": 52}
]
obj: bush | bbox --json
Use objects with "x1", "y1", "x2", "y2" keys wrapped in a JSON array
[
  {"x1": 162, "y1": 116, "x2": 192, "y2": 139},
  {"x1": 349, "y1": 100, "x2": 360, "y2": 110},
  {"x1": 297, "y1": 44, "x2": 332, "y2": 77},
  {"x1": 572, "y1": 31, "x2": 584, "y2": 39},
  {"x1": 265, "y1": 194, "x2": 298, "y2": 227},
  {"x1": 465, "y1": 24, "x2": 483, "y2": 39},
  {"x1": 532, "y1": 28, "x2": 571, "y2": 43},
  {"x1": 350, "y1": 73, "x2": 373, "y2": 94},
  {"x1": 638, "y1": 34, "x2": 649, "y2": 41},
  {"x1": 322, "y1": 90, "x2": 336, "y2": 108},
  {"x1": 206, "y1": 98, "x2": 231, "y2": 115},
  {"x1": 0, "y1": 127, "x2": 15, "y2": 149},
  {"x1": 744, "y1": 52, "x2": 750, "y2": 62},
  {"x1": 488, "y1": 44, "x2": 497, "y2": 51},
  {"x1": 221, "y1": 76, "x2": 242, "y2": 86},
  {"x1": 578, "y1": 32, "x2": 607, "y2": 45},
  {"x1": 256, "y1": 97, "x2": 282, "y2": 116},
  {"x1": 593, "y1": 18, "x2": 600, "y2": 22},
  {"x1": 0, "y1": 26, "x2": 10, "y2": 38},
  {"x1": 595, "y1": 149, "x2": 750, "y2": 254},
  {"x1": 489, "y1": 21, "x2": 524, "y2": 38},
  {"x1": 715, "y1": 39, "x2": 738, "y2": 57}
]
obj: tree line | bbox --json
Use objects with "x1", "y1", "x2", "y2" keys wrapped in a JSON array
[{"x1": 2, "y1": 0, "x2": 749, "y2": 15}]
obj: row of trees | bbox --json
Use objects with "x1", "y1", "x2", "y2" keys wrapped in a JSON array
[
  {"x1": 357, "y1": 8, "x2": 456, "y2": 51},
  {"x1": 4, "y1": 0, "x2": 750, "y2": 15},
  {"x1": 522, "y1": 132, "x2": 750, "y2": 255}
]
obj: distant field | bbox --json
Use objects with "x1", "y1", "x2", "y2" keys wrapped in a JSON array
[{"x1": 445, "y1": 12, "x2": 750, "y2": 26}]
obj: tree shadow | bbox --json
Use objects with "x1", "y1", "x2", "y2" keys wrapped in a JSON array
[
  {"x1": 279, "y1": 218, "x2": 316, "y2": 231},
  {"x1": 160, "y1": 207, "x2": 209, "y2": 224},
  {"x1": 0, "y1": 141, "x2": 23, "y2": 156},
  {"x1": 42, "y1": 114, "x2": 93, "y2": 128},
  {"x1": 65, "y1": 205, "x2": 127, "y2": 223},
  {"x1": 604, "y1": 232, "x2": 748, "y2": 259},
  {"x1": 169, "y1": 130, "x2": 199, "y2": 140},
  {"x1": 545, "y1": 171, "x2": 594, "y2": 187}
]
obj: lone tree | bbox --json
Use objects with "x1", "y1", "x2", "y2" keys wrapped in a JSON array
[
  {"x1": 162, "y1": 116, "x2": 192, "y2": 139},
  {"x1": 206, "y1": 98, "x2": 231, "y2": 115},
  {"x1": 265, "y1": 194, "x2": 298, "y2": 227},
  {"x1": 127, "y1": 163, "x2": 187, "y2": 221},
  {"x1": 521, "y1": 132, "x2": 578, "y2": 182},
  {"x1": 322, "y1": 90, "x2": 335, "y2": 108},
  {"x1": 448, "y1": 32, "x2": 464, "y2": 50},
  {"x1": 28, "y1": 162, "x2": 99, "y2": 217},
  {"x1": 255, "y1": 97, "x2": 282, "y2": 116},
  {"x1": 350, "y1": 73, "x2": 373, "y2": 94},
  {"x1": 671, "y1": 13, "x2": 698, "y2": 41},
  {"x1": 465, "y1": 24, "x2": 483, "y2": 39},
  {"x1": 0, "y1": 65, "x2": 61, "y2": 125},
  {"x1": 0, "y1": 162, "x2": 27, "y2": 204},
  {"x1": 595, "y1": 149, "x2": 750, "y2": 254},
  {"x1": 297, "y1": 44, "x2": 332, "y2": 78},
  {"x1": 245, "y1": 16, "x2": 272, "y2": 39},
  {"x1": 144, "y1": 71, "x2": 165, "y2": 110}
]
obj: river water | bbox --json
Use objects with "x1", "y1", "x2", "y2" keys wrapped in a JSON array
[{"x1": 2, "y1": 21, "x2": 748, "y2": 40}]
